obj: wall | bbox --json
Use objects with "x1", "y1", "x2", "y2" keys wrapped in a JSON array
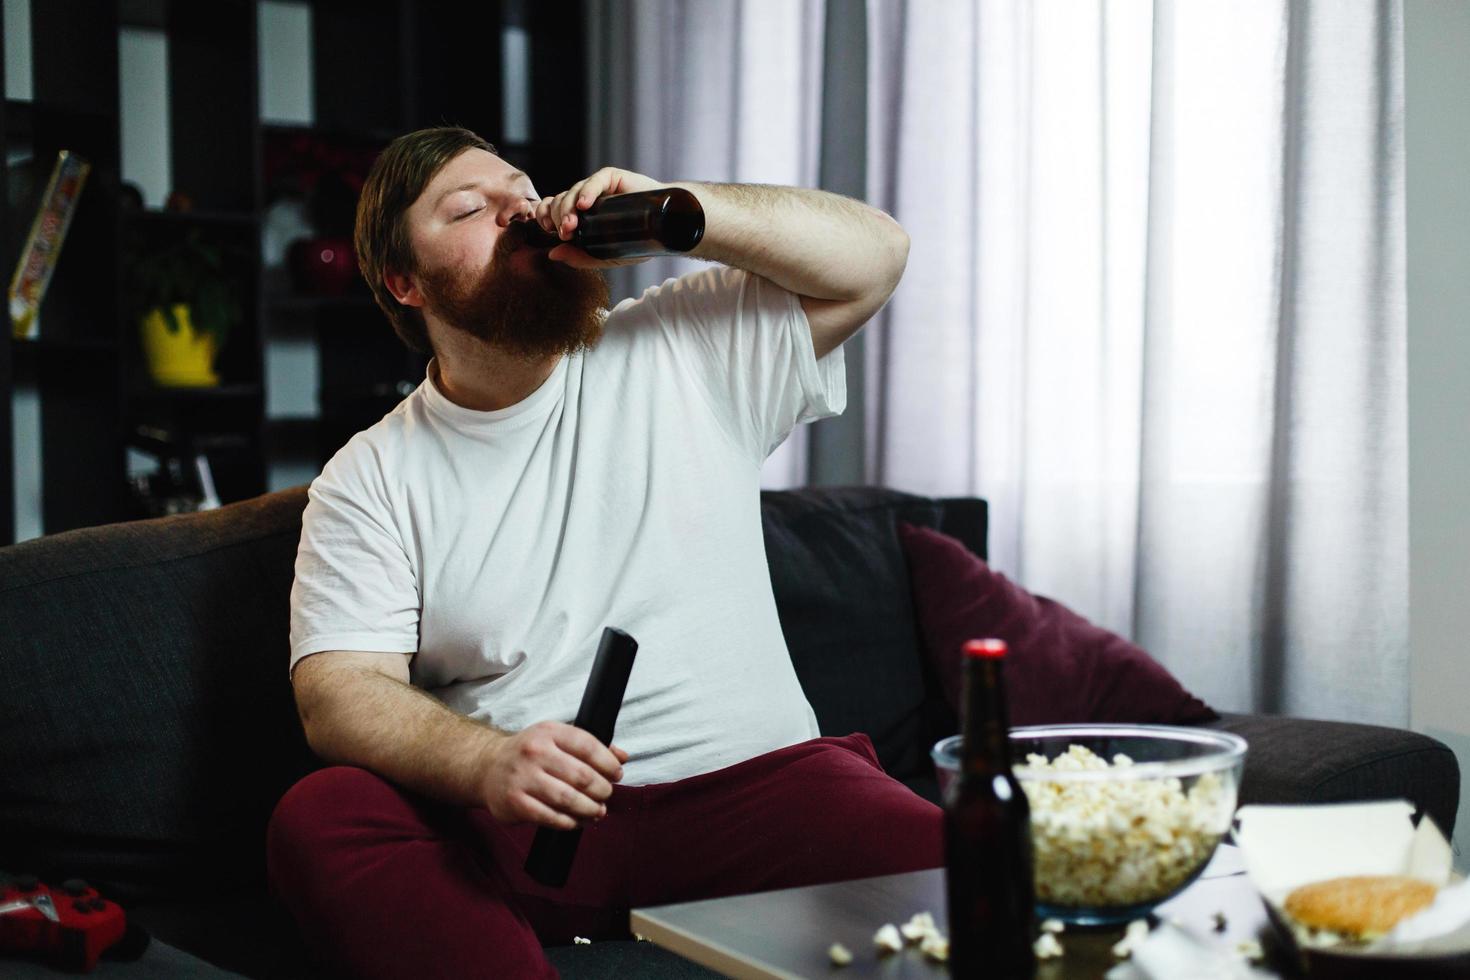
[{"x1": 1403, "y1": 1, "x2": 1470, "y2": 870}]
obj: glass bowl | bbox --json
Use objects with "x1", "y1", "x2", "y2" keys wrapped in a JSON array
[{"x1": 932, "y1": 724, "x2": 1247, "y2": 926}]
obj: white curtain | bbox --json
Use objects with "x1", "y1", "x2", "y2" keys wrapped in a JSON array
[
  {"x1": 585, "y1": 0, "x2": 829, "y2": 488},
  {"x1": 864, "y1": 0, "x2": 1407, "y2": 724}
]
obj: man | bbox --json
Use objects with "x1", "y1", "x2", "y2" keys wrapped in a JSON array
[{"x1": 267, "y1": 126, "x2": 940, "y2": 979}]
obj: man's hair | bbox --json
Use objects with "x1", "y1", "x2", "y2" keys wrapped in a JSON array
[{"x1": 354, "y1": 126, "x2": 498, "y2": 353}]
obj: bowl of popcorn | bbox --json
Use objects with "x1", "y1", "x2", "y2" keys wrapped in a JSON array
[{"x1": 932, "y1": 723, "x2": 1247, "y2": 926}]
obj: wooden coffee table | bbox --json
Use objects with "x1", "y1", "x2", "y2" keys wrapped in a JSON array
[{"x1": 630, "y1": 845, "x2": 1278, "y2": 979}]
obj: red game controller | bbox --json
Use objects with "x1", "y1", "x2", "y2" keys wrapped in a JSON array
[{"x1": 0, "y1": 872, "x2": 128, "y2": 971}]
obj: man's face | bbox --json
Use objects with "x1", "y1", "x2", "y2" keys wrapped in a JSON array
[{"x1": 404, "y1": 148, "x2": 609, "y2": 361}]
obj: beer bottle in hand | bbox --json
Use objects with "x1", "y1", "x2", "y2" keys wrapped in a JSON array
[
  {"x1": 945, "y1": 638, "x2": 1036, "y2": 979},
  {"x1": 522, "y1": 187, "x2": 705, "y2": 259}
]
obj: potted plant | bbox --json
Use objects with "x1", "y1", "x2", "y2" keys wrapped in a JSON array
[{"x1": 121, "y1": 227, "x2": 246, "y2": 387}]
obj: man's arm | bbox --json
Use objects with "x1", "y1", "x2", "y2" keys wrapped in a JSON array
[
  {"x1": 534, "y1": 170, "x2": 911, "y2": 360},
  {"x1": 291, "y1": 650, "x2": 627, "y2": 828},
  {"x1": 669, "y1": 181, "x2": 910, "y2": 360}
]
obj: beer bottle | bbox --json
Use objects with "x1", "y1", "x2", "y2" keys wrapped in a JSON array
[
  {"x1": 945, "y1": 638, "x2": 1036, "y2": 979},
  {"x1": 522, "y1": 187, "x2": 705, "y2": 259}
]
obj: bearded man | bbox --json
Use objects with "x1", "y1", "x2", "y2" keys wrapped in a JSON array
[{"x1": 267, "y1": 126, "x2": 938, "y2": 979}]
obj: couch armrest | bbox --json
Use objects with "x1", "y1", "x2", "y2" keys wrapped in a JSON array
[{"x1": 1201, "y1": 713, "x2": 1460, "y2": 837}]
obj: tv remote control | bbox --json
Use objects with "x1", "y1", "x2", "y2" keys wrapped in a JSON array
[{"x1": 523, "y1": 627, "x2": 639, "y2": 887}]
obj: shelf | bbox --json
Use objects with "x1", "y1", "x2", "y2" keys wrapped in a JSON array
[
  {"x1": 261, "y1": 120, "x2": 401, "y2": 147},
  {"x1": 130, "y1": 424, "x2": 255, "y2": 456},
  {"x1": 12, "y1": 336, "x2": 119, "y2": 353},
  {"x1": 265, "y1": 416, "x2": 321, "y2": 457},
  {"x1": 117, "y1": 0, "x2": 167, "y2": 30},
  {"x1": 264, "y1": 293, "x2": 377, "y2": 313},
  {"x1": 2, "y1": 0, "x2": 586, "y2": 543},
  {"x1": 130, "y1": 382, "x2": 263, "y2": 402},
  {"x1": 10, "y1": 337, "x2": 119, "y2": 381},
  {"x1": 121, "y1": 207, "x2": 257, "y2": 229}
]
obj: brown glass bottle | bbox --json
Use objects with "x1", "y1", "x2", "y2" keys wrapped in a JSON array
[
  {"x1": 945, "y1": 638, "x2": 1037, "y2": 979},
  {"x1": 522, "y1": 187, "x2": 705, "y2": 259}
]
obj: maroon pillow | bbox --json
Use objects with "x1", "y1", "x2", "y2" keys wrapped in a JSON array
[{"x1": 897, "y1": 521, "x2": 1216, "y2": 727}]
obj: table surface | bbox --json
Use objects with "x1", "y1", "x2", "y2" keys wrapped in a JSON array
[{"x1": 630, "y1": 846, "x2": 1279, "y2": 979}]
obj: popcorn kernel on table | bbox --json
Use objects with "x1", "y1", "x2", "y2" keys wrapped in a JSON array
[
  {"x1": 1033, "y1": 932, "x2": 1064, "y2": 959},
  {"x1": 919, "y1": 932, "x2": 950, "y2": 962},
  {"x1": 900, "y1": 911, "x2": 937, "y2": 942},
  {"x1": 873, "y1": 923, "x2": 903, "y2": 954},
  {"x1": 1235, "y1": 938, "x2": 1264, "y2": 961},
  {"x1": 1111, "y1": 919, "x2": 1151, "y2": 959}
]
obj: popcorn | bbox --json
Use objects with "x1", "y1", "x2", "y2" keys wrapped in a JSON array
[
  {"x1": 919, "y1": 932, "x2": 950, "y2": 962},
  {"x1": 1234, "y1": 938, "x2": 1264, "y2": 961},
  {"x1": 572, "y1": 936, "x2": 591, "y2": 945},
  {"x1": 1020, "y1": 744, "x2": 1232, "y2": 908},
  {"x1": 828, "y1": 942, "x2": 853, "y2": 966},
  {"x1": 1111, "y1": 919, "x2": 1152, "y2": 959},
  {"x1": 1033, "y1": 932, "x2": 1064, "y2": 959},
  {"x1": 855, "y1": 911, "x2": 951, "y2": 964},
  {"x1": 873, "y1": 923, "x2": 903, "y2": 954},
  {"x1": 900, "y1": 911, "x2": 938, "y2": 943},
  {"x1": 1040, "y1": 918, "x2": 1065, "y2": 934}
]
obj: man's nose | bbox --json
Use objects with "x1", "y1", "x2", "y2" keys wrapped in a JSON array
[{"x1": 495, "y1": 197, "x2": 537, "y2": 227}]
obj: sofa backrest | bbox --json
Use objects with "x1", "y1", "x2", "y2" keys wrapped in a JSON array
[
  {"x1": 0, "y1": 487, "x2": 316, "y2": 900},
  {"x1": 0, "y1": 485, "x2": 985, "y2": 901}
]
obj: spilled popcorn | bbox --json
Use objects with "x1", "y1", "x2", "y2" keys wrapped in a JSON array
[
  {"x1": 572, "y1": 937, "x2": 591, "y2": 945},
  {"x1": 1040, "y1": 918, "x2": 1066, "y2": 934},
  {"x1": 1234, "y1": 938, "x2": 1264, "y2": 961},
  {"x1": 1033, "y1": 932, "x2": 1064, "y2": 959},
  {"x1": 1021, "y1": 745, "x2": 1232, "y2": 908},
  {"x1": 833, "y1": 911, "x2": 953, "y2": 966},
  {"x1": 919, "y1": 932, "x2": 950, "y2": 962},
  {"x1": 1111, "y1": 919, "x2": 1152, "y2": 959},
  {"x1": 873, "y1": 923, "x2": 903, "y2": 954},
  {"x1": 900, "y1": 911, "x2": 937, "y2": 942}
]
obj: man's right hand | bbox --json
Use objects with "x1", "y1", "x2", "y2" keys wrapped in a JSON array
[{"x1": 478, "y1": 721, "x2": 630, "y2": 830}]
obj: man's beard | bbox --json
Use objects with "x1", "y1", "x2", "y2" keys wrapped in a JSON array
[{"x1": 419, "y1": 221, "x2": 610, "y2": 361}]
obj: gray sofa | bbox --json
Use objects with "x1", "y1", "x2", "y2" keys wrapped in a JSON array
[{"x1": 0, "y1": 485, "x2": 1458, "y2": 977}]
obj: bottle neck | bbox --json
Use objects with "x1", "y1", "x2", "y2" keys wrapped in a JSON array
[{"x1": 960, "y1": 656, "x2": 1014, "y2": 771}]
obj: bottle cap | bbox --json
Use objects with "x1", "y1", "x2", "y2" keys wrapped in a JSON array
[{"x1": 962, "y1": 638, "x2": 1007, "y2": 659}]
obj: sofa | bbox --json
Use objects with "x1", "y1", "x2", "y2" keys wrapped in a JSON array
[{"x1": 0, "y1": 485, "x2": 1458, "y2": 978}]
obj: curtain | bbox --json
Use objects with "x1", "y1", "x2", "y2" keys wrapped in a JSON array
[
  {"x1": 585, "y1": 0, "x2": 830, "y2": 488},
  {"x1": 864, "y1": 0, "x2": 1407, "y2": 724}
]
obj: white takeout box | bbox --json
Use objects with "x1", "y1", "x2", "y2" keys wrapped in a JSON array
[{"x1": 1233, "y1": 800, "x2": 1467, "y2": 957}]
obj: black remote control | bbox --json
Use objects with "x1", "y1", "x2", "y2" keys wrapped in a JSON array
[{"x1": 523, "y1": 627, "x2": 639, "y2": 887}]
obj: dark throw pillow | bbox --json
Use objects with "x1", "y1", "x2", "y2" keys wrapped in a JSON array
[{"x1": 896, "y1": 521, "x2": 1217, "y2": 727}]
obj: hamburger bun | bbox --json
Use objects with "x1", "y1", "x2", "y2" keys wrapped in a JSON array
[{"x1": 1283, "y1": 875, "x2": 1439, "y2": 940}]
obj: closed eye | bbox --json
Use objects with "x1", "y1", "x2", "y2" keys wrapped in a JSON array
[{"x1": 454, "y1": 207, "x2": 485, "y2": 221}]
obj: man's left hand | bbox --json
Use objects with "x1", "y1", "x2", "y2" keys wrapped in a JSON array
[{"x1": 532, "y1": 167, "x2": 665, "y2": 269}]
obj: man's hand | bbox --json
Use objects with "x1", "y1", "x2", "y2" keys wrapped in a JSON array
[
  {"x1": 477, "y1": 720, "x2": 631, "y2": 830},
  {"x1": 531, "y1": 166, "x2": 664, "y2": 270}
]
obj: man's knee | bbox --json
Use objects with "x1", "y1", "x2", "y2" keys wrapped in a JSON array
[{"x1": 267, "y1": 766, "x2": 414, "y2": 872}]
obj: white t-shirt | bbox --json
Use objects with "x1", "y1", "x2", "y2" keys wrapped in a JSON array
[{"x1": 289, "y1": 265, "x2": 847, "y2": 786}]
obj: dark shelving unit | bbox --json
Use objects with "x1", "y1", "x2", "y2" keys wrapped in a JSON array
[{"x1": 1, "y1": 0, "x2": 587, "y2": 544}]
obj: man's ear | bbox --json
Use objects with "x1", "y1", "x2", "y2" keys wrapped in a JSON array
[{"x1": 385, "y1": 269, "x2": 423, "y2": 308}]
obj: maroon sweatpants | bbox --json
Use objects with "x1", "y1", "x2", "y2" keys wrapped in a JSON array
[{"x1": 266, "y1": 732, "x2": 942, "y2": 979}]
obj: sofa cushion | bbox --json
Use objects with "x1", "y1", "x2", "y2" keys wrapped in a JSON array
[
  {"x1": 0, "y1": 488, "x2": 319, "y2": 903},
  {"x1": 897, "y1": 521, "x2": 1217, "y2": 727},
  {"x1": 759, "y1": 488, "x2": 986, "y2": 782}
]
